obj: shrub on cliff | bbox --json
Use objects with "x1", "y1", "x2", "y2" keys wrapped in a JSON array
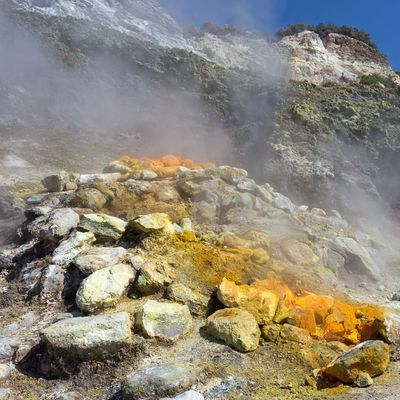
[{"x1": 276, "y1": 23, "x2": 377, "y2": 49}]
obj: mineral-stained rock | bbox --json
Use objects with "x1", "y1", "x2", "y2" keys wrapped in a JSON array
[
  {"x1": 76, "y1": 264, "x2": 136, "y2": 312},
  {"x1": 129, "y1": 213, "x2": 173, "y2": 233},
  {"x1": 52, "y1": 230, "x2": 96, "y2": 266},
  {"x1": 79, "y1": 213, "x2": 127, "y2": 241},
  {"x1": 73, "y1": 246, "x2": 127, "y2": 275},
  {"x1": 324, "y1": 340, "x2": 390, "y2": 384},
  {"x1": 42, "y1": 172, "x2": 68, "y2": 192},
  {"x1": 40, "y1": 312, "x2": 132, "y2": 361},
  {"x1": 261, "y1": 324, "x2": 281, "y2": 343},
  {"x1": 71, "y1": 188, "x2": 107, "y2": 211},
  {"x1": 26, "y1": 208, "x2": 80, "y2": 242},
  {"x1": 272, "y1": 192, "x2": 295, "y2": 212},
  {"x1": 136, "y1": 300, "x2": 192, "y2": 340},
  {"x1": 122, "y1": 363, "x2": 197, "y2": 400},
  {"x1": 217, "y1": 278, "x2": 279, "y2": 324},
  {"x1": 135, "y1": 263, "x2": 173, "y2": 295},
  {"x1": 354, "y1": 372, "x2": 374, "y2": 387},
  {"x1": 166, "y1": 283, "x2": 208, "y2": 315},
  {"x1": 280, "y1": 324, "x2": 311, "y2": 344},
  {"x1": 206, "y1": 308, "x2": 260, "y2": 352}
]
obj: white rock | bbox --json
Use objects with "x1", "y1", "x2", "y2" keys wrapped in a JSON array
[
  {"x1": 52, "y1": 230, "x2": 96, "y2": 266},
  {"x1": 76, "y1": 264, "x2": 136, "y2": 312}
]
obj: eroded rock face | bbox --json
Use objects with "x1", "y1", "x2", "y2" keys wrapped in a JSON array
[
  {"x1": 206, "y1": 308, "x2": 260, "y2": 352},
  {"x1": 324, "y1": 340, "x2": 390, "y2": 384},
  {"x1": 217, "y1": 278, "x2": 279, "y2": 324},
  {"x1": 76, "y1": 264, "x2": 136, "y2": 313},
  {"x1": 136, "y1": 300, "x2": 193, "y2": 341},
  {"x1": 40, "y1": 312, "x2": 132, "y2": 361},
  {"x1": 122, "y1": 363, "x2": 197, "y2": 400}
]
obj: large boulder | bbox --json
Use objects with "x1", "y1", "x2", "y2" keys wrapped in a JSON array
[
  {"x1": 76, "y1": 264, "x2": 136, "y2": 313},
  {"x1": 136, "y1": 300, "x2": 192, "y2": 341},
  {"x1": 122, "y1": 363, "x2": 197, "y2": 400},
  {"x1": 73, "y1": 246, "x2": 127, "y2": 275},
  {"x1": 217, "y1": 278, "x2": 279, "y2": 324},
  {"x1": 40, "y1": 312, "x2": 132, "y2": 361},
  {"x1": 79, "y1": 213, "x2": 127, "y2": 241},
  {"x1": 323, "y1": 340, "x2": 390, "y2": 384},
  {"x1": 52, "y1": 230, "x2": 96, "y2": 266},
  {"x1": 206, "y1": 308, "x2": 260, "y2": 352},
  {"x1": 26, "y1": 208, "x2": 79, "y2": 242}
]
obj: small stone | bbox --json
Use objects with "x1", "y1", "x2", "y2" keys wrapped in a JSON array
[
  {"x1": 135, "y1": 263, "x2": 173, "y2": 295},
  {"x1": 261, "y1": 324, "x2": 281, "y2": 343},
  {"x1": 55, "y1": 392, "x2": 81, "y2": 400},
  {"x1": 71, "y1": 188, "x2": 107, "y2": 211},
  {"x1": 281, "y1": 240, "x2": 319, "y2": 266},
  {"x1": 166, "y1": 283, "x2": 208, "y2": 315},
  {"x1": 0, "y1": 388, "x2": 11, "y2": 400},
  {"x1": 42, "y1": 172, "x2": 68, "y2": 192},
  {"x1": 311, "y1": 208, "x2": 327, "y2": 217},
  {"x1": 272, "y1": 193, "x2": 295, "y2": 213},
  {"x1": 40, "y1": 312, "x2": 132, "y2": 361},
  {"x1": 79, "y1": 213, "x2": 127, "y2": 241},
  {"x1": 280, "y1": 324, "x2": 311, "y2": 344},
  {"x1": 136, "y1": 300, "x2": 193, "y2": 341},
  {"x1": 392, "y1": 292, "x2": 400, "y2": 301},
  {"x1": 129, "y1": 213, "x2": 173, "y2": 233},
  {"x1": 122, "y1": 363, "x2": 197, "y2": 400},
  {"x1": 52, "y1": 230, "x2": 96, "y2": 266},
  {"x1": 0, "y1": 364, "x2": 12, "y2": 379},
  {"x1": 76, "y1": 264, "x2": 136, "y2": 313},
  {"x1": 73, "y1": 246, "x2": 127, "y2": 275},
  {"x1": 354, "y1": 372, "x2": 373, "y2": 387},
  {"x1": 141, "y1": 170, "x2": 158, "y2": 180},
  {"x1": 161, "y1": 390, "x2": 204, "y2": 400},
  {"x1": 127, "y1": 254, "x2": 145, "y2": 271},
  {"x1": 324, "y1": 340, "x2": 390, "y2": 384},
  {"x1": 64, "y1": 182, "x2": 78, "y2": 191},
  {"x1": 206, "y1": 308, "x2": 260, "y2": 352}
]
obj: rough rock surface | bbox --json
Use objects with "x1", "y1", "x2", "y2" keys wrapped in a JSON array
[
  {"x1": 136, "y1": 300, "x2": 193, "y2": 341},
  {"x1": 324, "y1": 340, "x2": 390, "y2": 384},
  {"x1": 122, "y1": 363, "x2": 197, "y2": 400},
  {"x1": 206, "y1": 308, "x2": 261, "y2": 352},
  {"x1": 40, "y1": 312, "x2": 132, "y2": 361},
  {"x1": 217, "y1": 278, "x2": 279, "y2": 324},
  {"x1": 76, "y1": 264, "x2": 136, "y2": 312},
  {"x1": 51, "y1": 230, "x2": 96, "y2": 266},
  {"x1": 73, "y1": 246, "x2": 127, "y2": 275},
  {"x1": 79, "y1": 213, "x2": 127, "y2": 241}
]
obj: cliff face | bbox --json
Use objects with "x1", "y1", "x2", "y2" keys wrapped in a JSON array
[{"x1": 1, "y1": 0, "x2": 400, "y2": 220}]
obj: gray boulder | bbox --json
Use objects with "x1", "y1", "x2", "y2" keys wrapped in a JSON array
[
  {"x1": 122, "y1": 363, "x2": 197, "y2": 400},
  {"x1": 73, "y1": 246, "x2": 127, "y2": 275},
  {"x1": 40, "y1": 312, "x2": 132, "y2": 361},
  {"x1": 166, "y1": 283, "x2": 208, "y2": 315},
  {"x1": 35, "y1": 264, "x2": 65, "y2": 303},
  {"x1": 26, "y1": 208, "x2": 79, "y2": 242}
]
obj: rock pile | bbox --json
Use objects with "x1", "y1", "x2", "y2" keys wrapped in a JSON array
[{"x1": 0, "y1": 155, "x2": 397, "y2": 398}]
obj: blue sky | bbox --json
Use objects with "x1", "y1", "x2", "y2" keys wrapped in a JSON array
[{"x1": 160, "y1": 0, "x2": 400, "y2": 70}]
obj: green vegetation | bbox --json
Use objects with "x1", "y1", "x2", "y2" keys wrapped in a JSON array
[
  {"x1": 360, "y1": 73, "x2": 395, "y2": 88},
  {"x1": 276, "y1": 23, "x2": 377, "y2": 49}
]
